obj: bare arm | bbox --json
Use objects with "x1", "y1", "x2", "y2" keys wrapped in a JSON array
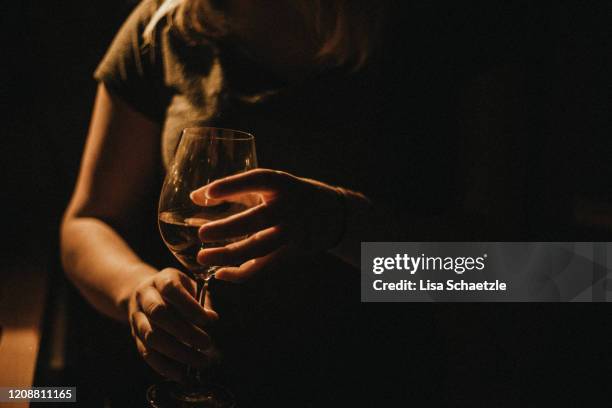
[
  {"x1": 62, "y1": 85, "x2": 217, "y2": 380},
  {"x1": 61, "y1": 84, "x2": 161, "y2": 322}
]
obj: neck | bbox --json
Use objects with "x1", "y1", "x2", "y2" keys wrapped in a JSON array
[{"x1": 225, "y1": 0, "x2": 322, "y2": 81}]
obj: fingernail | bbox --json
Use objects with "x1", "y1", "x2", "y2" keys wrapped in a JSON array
[
  {"x1": 198, "y1": 187, "x2": 212, "y2": 199},
  {"x1": 189, "y1": 190, "x2": 206, "y2": 202},
  {"x1": 196, "y1": 250, "x2": 207, "y2": 265},
  {"x1": 205, "y1": 308, "x2": 219, "y2": 321},
  {"x1": 215, "y1": 271, "x2": 241, "y2": 283},
  {"x1": 199, "y1": 224, "x2": 211, "y2": 234},
  {"x1": 214, "y1": 270, "x2": 227, "y2": 281}
]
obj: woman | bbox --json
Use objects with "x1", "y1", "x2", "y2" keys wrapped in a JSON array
[{"x1": 61, "y1": 0, "x2": 529, "y2": 404}]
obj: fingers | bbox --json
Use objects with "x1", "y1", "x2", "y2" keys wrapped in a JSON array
[
  {"x1": 215, "y1": 247, "x2": 291, "y2": 282},
  {"x1": 137, "y1": 286, "x2": 211, "y2": 351},
  {"x1": 198, "y1": 201, "x2": 279, "y2": 242},
  {"x1": 128, "y1": 268, "x2": 223, "y2": 379},
  {"x1": 134, "y1": 335, "x2": 184, "y2": 382},
  {"x1": 190, "y1": 169, "x2": 295, "y2": 202},
  {"x1": 131, "y1": 311, "x2": 210, "y2": 368},
  {"x1": 153, "y1": 270, "x2": 218, "y2": 326},
  {"x1": 197, "y1": 226, "x2": 288, "y2": 266}
]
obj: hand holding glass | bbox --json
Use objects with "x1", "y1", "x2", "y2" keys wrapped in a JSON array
[{"x1": 150, "y1": 127, "x2": 258, "y2": 407}]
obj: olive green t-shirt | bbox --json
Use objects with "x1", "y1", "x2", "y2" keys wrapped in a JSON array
[
  {"x1": 91, "y1": 2, "x2": 540, "y2": 401},
  {"x1": 94, "y1": 0, "x2": 513, "y2": 234},
  {"x1": 93, "y1": 0, "x2": 452, "y2": 216},
  {"x1": 94, "y1": 0, "x2": 384, "y2": 182}
]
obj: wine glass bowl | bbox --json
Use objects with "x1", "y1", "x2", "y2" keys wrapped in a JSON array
[
  {"x1": 149, "y1": 127, "x2": 258, "y2": 408},
  {"x1": 158, "y1": 127, "x2": 258, "y2": 279}
]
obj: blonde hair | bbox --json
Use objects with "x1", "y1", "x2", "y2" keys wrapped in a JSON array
[{"x1": 144, "y1": 0, "x2": 386, "y2": 68}]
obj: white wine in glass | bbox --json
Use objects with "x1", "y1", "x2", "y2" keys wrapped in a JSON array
[{"x1": 158, "y1": 202, "x2": 251, "y2": 273}]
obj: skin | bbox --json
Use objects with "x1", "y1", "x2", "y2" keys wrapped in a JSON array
[
  {"x1": 225, "y1": 0, "x2": 322, "y2": 80},
  {"x1": 60, "y1": 3, "x2": 368, "y2": 376},
  {"x1": 61, "y1": 86, "x2": 219, "y2": 380},
  {"x1": 62, "y1": 85, "x2": 360, "y2": 380},
  {"x1": 191, "y1": 170, "x2": 361, "y2": 281},
  {"x1": 61, "y1": 0, "x2": 526, "y2": 380}
]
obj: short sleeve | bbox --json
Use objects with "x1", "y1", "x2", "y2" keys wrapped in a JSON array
[{"x1": 94, "y1": 0, "x2": 169, "y2": 122}]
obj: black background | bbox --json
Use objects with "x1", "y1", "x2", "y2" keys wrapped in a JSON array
[{"x1": 4, "y1": 1, "x2": 611, "y2": 407}]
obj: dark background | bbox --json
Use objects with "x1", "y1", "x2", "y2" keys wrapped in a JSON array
[{"x1": 4, "y1": 1, "x2": 611, "y2": 407}]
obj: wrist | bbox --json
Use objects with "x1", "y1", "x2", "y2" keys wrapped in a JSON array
[{"x1": 115, "y1": 263, "x2": 157, "y2": 321}]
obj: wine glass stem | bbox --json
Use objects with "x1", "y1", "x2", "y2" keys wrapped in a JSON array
[
  {"x1": 196, "y1": 275, "x2": 208, "y2": 306},
  {"x1": 185, "y1": 267, "x2": 217, "y2": 386}
]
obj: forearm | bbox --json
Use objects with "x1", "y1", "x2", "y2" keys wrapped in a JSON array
[
  {"x1": 61, "y1": 216, "x2": 157, "y2": 322},
  {"x1": 327, "y1": 189, "x2": 420, "y2": 265}
]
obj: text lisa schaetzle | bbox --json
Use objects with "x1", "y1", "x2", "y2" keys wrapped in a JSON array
[{"x1": 371, "y1": 253, "x2": 507, "y2": 292}]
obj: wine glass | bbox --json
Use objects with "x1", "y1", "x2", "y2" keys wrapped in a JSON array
[{"x1": 148, "y1": 127, "x2": 259, "y2": 408}]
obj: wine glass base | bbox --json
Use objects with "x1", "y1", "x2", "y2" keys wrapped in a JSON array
[{"x1": 146, "y1": 381, "x2": 235, "y2": 408}]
